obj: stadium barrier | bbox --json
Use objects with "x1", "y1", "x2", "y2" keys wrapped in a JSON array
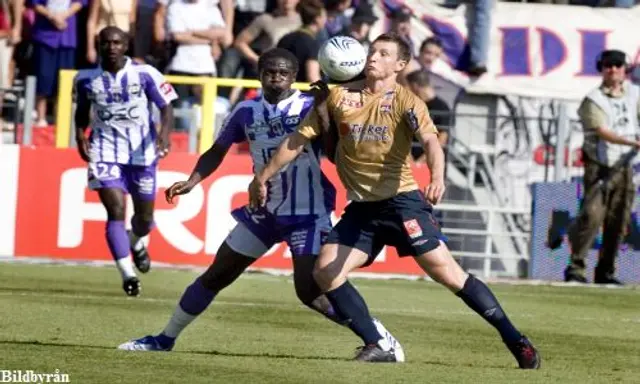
[
  {"x1": 55, "y1": 71, "x2": 322, "y2": 154},
  {"x1": 0, "y1": 144, "x2": 531, "y2": 278}
]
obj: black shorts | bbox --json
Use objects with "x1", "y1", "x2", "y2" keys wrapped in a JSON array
[{"x1": 326, "y1": 190, "x2": 447, "y2": 267}]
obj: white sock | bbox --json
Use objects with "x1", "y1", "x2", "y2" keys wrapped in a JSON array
[
  {"x1": 128, "y1": 231, "x2": 144, "y2": 251},
  {"x1": 162, "y1": 306, "x2": 197, "y2": 338},
  {"x1": 116, "y1": 257, "x2": 137, "y2": 280}
]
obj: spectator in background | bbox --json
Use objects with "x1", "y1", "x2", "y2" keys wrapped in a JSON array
[
  {"x1": 417, "y1": 37, "x2": 444, "y2": 71},
  {"x1": 9, "y1": 0, "x2": 34, "y2": 82},
  {"x1": 216, "y1": 0, "x2": 272, "y2": 101},
  {"x1": 405, "y1": 70, "x2": 451, "y2": 165},
  {"x1": 233, "y1": 0, "x2": 301, "y2": 74},
  {"x1": 86, "y1": 0, "x2": 137, "y2": 65},
  {"x1": 277, "y1": 0, "x2": 326, "y2": 83},
  {"x1": 153, "y1": 0, "x2": 233, "y2": 70},
  {"x1": 166, "y1": 0, "x2": 226, "y2": 129},
  {"x1": 0, "y1": 0, "x2": 10, "y2": 129},
  {"x1": 400, "y1": 37, "x2": 446, "y2": 84},
  {"x1": 132, "y1": 0, "x2": 155, "y2": 64},
  {"x1": 466, "y1": 0, "x2": 490, "y2": 76},
  {"x1": 316, "y1": 0, "x2": 351, "y2": 43},
  {"x1": 28, "y1": 0, "x2": 85, "y2": 127},
  {"x1": 341, "y1": 0, "x2": 377, "y2": 52},
  {"x1": 565, "y1": 49, "x2": 639, "y2": 285},
  {"x1": 388, "y1": 7, "x2": 414, "y2": 55}
]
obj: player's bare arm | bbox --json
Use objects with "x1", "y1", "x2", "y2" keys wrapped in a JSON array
[
  {"x1": 165, "y1": 142, "x2": 232, "y2": 204},
  {"x1": 156, "y1": 105, "x2": 174, "y2": 158},
  {"x1": 74, "y1": 84, "x2": 91, "y2": 163},
  {"x1": 416, "y1": 129, "x2": 446, "y2": 205},
  {"x1": 248, "y1": 131, "x2": 310, "y2": 208}
]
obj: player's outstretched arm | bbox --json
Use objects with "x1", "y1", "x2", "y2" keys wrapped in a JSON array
[
  {"x1": 157, "y1": 105, "x2": 174, "y2": 158},
  {"x1": 165, "y1": 142, "x2": 231, "y2": 204},
  {"x1": 248, "y1": 132, "x2": 310, "y2": 208}
]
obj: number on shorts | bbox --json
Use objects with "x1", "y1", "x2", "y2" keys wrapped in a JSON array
[{"x1": 94, "y1": 163, "x2": 121, "y2": 179}]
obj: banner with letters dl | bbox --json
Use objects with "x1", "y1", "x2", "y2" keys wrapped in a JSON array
[{"x1": 381, "y1": 1, "x2": 640, "y2": 100}]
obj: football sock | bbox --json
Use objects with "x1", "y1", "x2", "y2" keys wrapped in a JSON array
[
  {"x1": 455, "y1": 274, "x2": 522, "y2": 344},
  {"x1": 306, "y1": 296, "x2": 350, "y2": 326},
  {"x1": 130, "y1": 216, "x2": 154, "y2": 251},
  {"x1": 106, "y1": 221, "x2": 136, "y2": 279},
  {"x1": 325, "y1": 281, "x2": 383, "y2": 347},
  {"x1": 160, "y1": 278, "x2": 216, "y2": 341},
  {"x1": 128, "y1": 231, "x2": 144, "y2": 252}
]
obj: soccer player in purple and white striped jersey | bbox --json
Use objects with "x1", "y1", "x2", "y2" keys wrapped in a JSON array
[
  {"x1": 118, "y1": 48, "x2": 403, "y2": 355},
  {"x1": 74, "y1": 27, "x2": 177, "y2": 296}
]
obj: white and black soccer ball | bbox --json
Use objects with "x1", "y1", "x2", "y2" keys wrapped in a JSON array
[{"x1": 318, "y1": 36, "x2": 367, "y2": 82}]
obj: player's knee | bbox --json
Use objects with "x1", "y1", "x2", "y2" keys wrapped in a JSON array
[
  {"x1": 312, "y1": 263, "x2": 342, "y2": 291},
  {"x1": 132, "y1": 213, "x2": 154, "y2": 236}
]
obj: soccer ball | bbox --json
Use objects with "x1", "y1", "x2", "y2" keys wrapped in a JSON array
[{"x1": 318, "y1": 36, "x2": 367, "y2": 82}]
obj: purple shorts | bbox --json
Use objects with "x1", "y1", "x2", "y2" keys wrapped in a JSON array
[
  {"x1": 226, "y1": 206, "x2": 331, "y2": 258},
  {"x1": 88, "y1": 162, "x2": 157, "y2": 201}
]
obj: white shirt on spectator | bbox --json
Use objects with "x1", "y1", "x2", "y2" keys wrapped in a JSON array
[
  {"x1": 158, "y1": 0, "x2": 218, "y2": 6},
  {"x1": 166, "y1": 0, "x2": 224, "y2": 75}
]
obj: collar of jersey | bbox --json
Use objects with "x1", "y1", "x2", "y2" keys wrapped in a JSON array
[
  {"x1": 99, "y1": 57, "x2": 133, "y2": 77},
  {"x1": 260, "y1": 89, "x2": 300, "y2": 115}
]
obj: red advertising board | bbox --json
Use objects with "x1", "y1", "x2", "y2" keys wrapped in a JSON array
[{"x1": 12, "y1": 147, "x2": 432, "y2": 275}]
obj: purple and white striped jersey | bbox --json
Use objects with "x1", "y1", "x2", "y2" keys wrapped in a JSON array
[
  {"x1": 217, "y1": 90, "x2": 336, "y2": 217},
  {"x1": 74, "y1": 58, "x2": 178, "y2": 166}
]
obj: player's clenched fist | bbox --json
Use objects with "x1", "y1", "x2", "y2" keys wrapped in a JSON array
[
  {"x1": 424, "y1": 179, "x2": 445, "y2": 205},
  {"x1": 165, "y1": 181, "x2": 194, "y2": 204},
  {"x1": 156, "y1": 134, "x2": 171, "y2": 158},
  {"x1": 248, "y1": 177, "x2": 267, "y2": 209}
]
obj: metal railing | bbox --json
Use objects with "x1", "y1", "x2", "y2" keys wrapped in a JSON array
[
  {"x1": 1, "y1": 76, "x2": 37, "y2": 145},
  {"x1": 55, "y1": 71, "x2": 323, "y2": 154}
]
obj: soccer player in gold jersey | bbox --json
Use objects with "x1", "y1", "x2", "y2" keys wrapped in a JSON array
[{"x1": 249, "y1": 33, "x2": 540, "y2": 368}]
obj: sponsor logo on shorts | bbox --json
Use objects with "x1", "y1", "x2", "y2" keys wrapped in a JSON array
[
  {"x1": 412, "y1": 239, "x2": 429, "y2": 246},
  {"x1": 403, "y1": 219, "x2": 423, "y2": 239},
  {"x1": 290, "y1": 229, "x2": 309, "y2": 254},
  {"x1": 136, "y1": 176, "x2": 155, "y2": 195}
]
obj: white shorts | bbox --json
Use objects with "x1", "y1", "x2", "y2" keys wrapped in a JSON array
[{"x1": 225, "y1": 208, "x2": 332, "y2": 259}]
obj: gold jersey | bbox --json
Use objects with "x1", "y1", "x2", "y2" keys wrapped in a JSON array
[{"x1": 297, "y1": 80, "x2": 438, "y2": 202}]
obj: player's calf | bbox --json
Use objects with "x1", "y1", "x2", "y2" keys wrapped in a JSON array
[{"x1": 415, "y1": 244, "x2": 540, "y2": 369}]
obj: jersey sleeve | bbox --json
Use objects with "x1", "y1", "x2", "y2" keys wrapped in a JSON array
[
  {"x1": 297, "y1": 86, "x2": 341, "y2": 139},
  {"x1": 297, "y1": 108, "x2": 322, "y2": 139},
  {"x1": 403, "y1": 92, "x2": 438, "y2": 137},
  {"x1": 141, "y1": 65, "x2": 178, "y2": 109},
  {"x1": 215, "y1": 105, "x2": 247, "y2": 147}
]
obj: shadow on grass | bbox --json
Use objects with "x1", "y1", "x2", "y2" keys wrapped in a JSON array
[{"x1": 0, "y1": 339, "x2": 512, "y2": 369}]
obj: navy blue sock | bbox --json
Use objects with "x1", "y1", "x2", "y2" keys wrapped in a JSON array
[
  {"x1": 456, "y1": 274, "x2": 522, "y2": 344},
  {"x1": 325, "y1": 281, "x2": 380, "y2": 345}
]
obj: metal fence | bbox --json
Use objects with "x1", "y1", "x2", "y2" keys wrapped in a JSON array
[{"x1": 1, "y1": 76, "x2": 36, "y2": 146}]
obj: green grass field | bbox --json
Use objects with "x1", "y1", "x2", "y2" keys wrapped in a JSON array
[{"x1": 0, "y1": 262, "x2": 639, "y2": 383}]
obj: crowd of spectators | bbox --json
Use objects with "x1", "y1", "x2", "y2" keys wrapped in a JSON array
[{"x1": 0, "y1": 0, "x2": 637, "y2": 132}]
